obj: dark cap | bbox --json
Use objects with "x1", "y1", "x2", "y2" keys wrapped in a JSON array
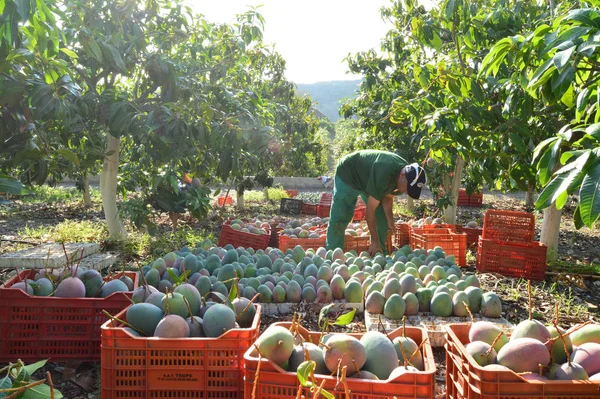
[{"x1": 405, "y1": 163, "x2": 427, "y2": 199}]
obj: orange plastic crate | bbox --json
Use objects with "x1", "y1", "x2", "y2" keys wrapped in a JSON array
[
  {"x1": 456, "y1": 225, "x2": 483, "y2": 250},
  {"x1": 101, "y1": 304, "x2": 262, "y2": 399},
  {"x1": 395, "y1": 223, "x2": 412, "y2": 247},
  {"x1": 244, "y1": 322, "x2": 436, "y2": 399},
  {"x1": 278, "y1": 233, "x2": 327, "y2": 252},
  {"x1": 300, "y1": 202, "x2": 317, "y2": 215},
  {"x1": 446, "y1": 323, "x2": 599, "y2": 399},
  {"x1": 285, "y1": 189, "x2": 298, "y2": 198},
  {"x1": 218, "y1": 220, "x2": 271, "y2": 250},
  {"x1": 319, "y1": 192, "x2": 332, "y2": 205},
  {"x1": 316, "y1": 203, "x2": 331, "y2": 218},
  {"x1": 344, "y1": 234, "x2": 393, "y2": 254},
  {"x1": 353, "y1": 205, "x2": 366, "y2": 221},
  {"x1": 482, "y1": 209, "x2": 535, "y2": 243},
  {"x1": 410, "y1": 228, "x2": 467, "y2": 266},
  {"x1": 217, "y1": 195, "x2": 234, "y2": 206},
  {"x1": 0, "y1": 270, "x2": 138, "y2": 363},
  {"x1": 476, "y1": 238, "x2": 547, "y2": 280}
]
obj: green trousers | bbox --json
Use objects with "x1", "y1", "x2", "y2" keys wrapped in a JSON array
[{"x1": 325, "y1": 175, "x2": 389, "y2": 255}]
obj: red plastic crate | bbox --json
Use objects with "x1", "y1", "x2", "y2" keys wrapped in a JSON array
[
  {"x1": 410, "y1": 228, "x2": 467, "y2": 266},
  {"x1": 345, "y1": 234, "x2": 393, "y2": 254},
  {"x1": 244, "y1": 322, "x2": 435, "y2": 399},
  {"x1": 319, "y1": 192, "x2": 332, "y2": 205},
  {"x1": 456, "y1": 225, "x2": 483, "y2": 250},
  {"x1": 482, "y1": 209, "x2": 535, "y2": 244},
  {"x1": 218, "y1": 220, "x2": 271, "y2": 250},
  {"x1": 285, "y1": 189, "x2": 298, "y2": 198},
  {"x1": 269, "y1": 224, "x2": 284, "y2": 248},
  {"x1": 101, "y1": 304, "x2": 261, "y2": 399},
  {"x1": 217, "y1": 195, "x2": 234, "y2": 206},
  {"x1": 300, "y1": 202, "x2": 317, "y2": 215},
  {"x1": 476, "y1": 238, "x2": 547, "y2": 280},
  {"x1": 468, "y1": 191, "x2": 483, "y2": 207},
  {"x1": 446, "y1": 323, "x2": 599, "y2": 399},
  {"x1": 395, "y1": 223, "x2": 412, "y2": 247},
  {"x1": 353, "y1": 205, "x2": 366, "y2": 221},
  {"x1": 0, "y1": 270, "x2": 139, "y2": 363},
  {"x1": 278, "y1": 234, "x2": 327, "y2": 252},
  {"x1": 316, "y1": 203, "x2": 331, "y2": 218}
]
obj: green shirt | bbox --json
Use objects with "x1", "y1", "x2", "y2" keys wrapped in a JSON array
[{"x1": 336, "y1": 150, "x2": 407, "y2": 201}]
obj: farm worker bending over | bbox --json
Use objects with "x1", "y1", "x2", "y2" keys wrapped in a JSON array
[{"x1": 326, "y1": 150, "x2": 427, "y2": 256}]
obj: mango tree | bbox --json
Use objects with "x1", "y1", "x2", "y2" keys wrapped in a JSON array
[
  {"x1": 344, "y1": 0, "x2": 553, "y2": 223},
  {"x1": 482, "y1": 5, "x2": 599, "y2": 260}
]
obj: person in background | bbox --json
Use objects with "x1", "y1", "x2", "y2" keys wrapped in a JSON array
[
  {"x1": 316, "y1": 175, "x2": 334, "y2": 189},
  {"x1": 326, "y1": 150, "x2": 427, "y2": 256}
]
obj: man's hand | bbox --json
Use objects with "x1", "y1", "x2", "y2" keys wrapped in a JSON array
[
  {"x1": 368, "y1": 241, "x2": 382, "y2": 257},
  {"x1": 388, "y1": 221, "x2": 396, "y2": 235}
]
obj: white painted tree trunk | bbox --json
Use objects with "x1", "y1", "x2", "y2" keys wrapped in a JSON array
[
  {"x1": 101, "y1": 135, "x2": 126, "y2": 240},
  {"x1": 82, "y1": 173, "x2": 92, "y2": 208},
  {"x1": 443, "y1": 156, "x2": 465, "y2": 224},
  {"x1": 263, "y1": 187, "x2": 269, "y2": 201},
  {"x1": 406, "y1": 197, "x2": 415, "y2": 213},
  {"x1": 237, "y1": 192, "x2": 245, "y2": 210},
  {"x1": 525, "y1": 182, "x2": 536, "y2": 209},
  {"x1": 540, "y1": 204, "x2": 562, "y2": 262}
]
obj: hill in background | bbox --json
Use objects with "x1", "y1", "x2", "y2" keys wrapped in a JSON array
[{"x1": 296, "y1": 80, "x2": 360, "y2": 122}]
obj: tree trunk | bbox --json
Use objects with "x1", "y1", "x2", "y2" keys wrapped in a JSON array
[
  {"x1": 263, "y1": 187, "x2": 269, "y2": 201},
  {"x1": 101, "y1": 134, "x2": 126, "y2": 240},
  {"x1": 406, "y1": 197, "x2": 415, "y2": 213},
  {"x1": 443, "y1": 156, "x2": 465, "y2": 224},
  {"x1": 237, "y1": 192, "x2": 245, "y2": 210},
  {"x1": 525, "y1": 182, "x2": 536, "y2": 210},
  {"x1": 540, "y1": 204, "x2": 561, "y2": 262},
  {"x1": 82, "y1": 173, "x2": 92, "y2": 208}
]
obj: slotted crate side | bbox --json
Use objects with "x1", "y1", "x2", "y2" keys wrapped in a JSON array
[
  {"x1": 244, "y1": 322, "x2": 436, "y2": 399},
  {"x1": 218, "y1": 221, "x2": 271, "y2": 250},
  {"x1": 278, "y1": 234, "x2": 326, "y2": 252},
  {"x1": 410, "y1": 228, "x2": 467, "y2": 266},
  {"x1": 319, "y1": 192, "x2": 332, "y2": 205},
  {"x1": 345, "y1": 235, "x2": 392, "y2": 254},
  {"x1": 0, "y1": 270, "x2": 138, "y2": 363},
  {"x1": 446, "y1": 323, "x2": 600, "y2": 399},
  {"x1": 101, "y1": 305, "x2": 261, "y2": 399},
  {"x1": 482, "y1": 210, "x2": 535, "y2": 243},
  {"x1": 456, "y1": 225, "x2": 483, "y2": 250},
  {"x1": 394, "y1": 223, "x2": 412, "y2": 247},
  {"x1": 476, "y1": 238, "x2": 547, "y2": 281},
  {"x1": 300, "y1": 202, "x2": 317, "y2": 215},
  {"x1": 217, "y1": 196, "x2": 234, "y2": 206},
  {"x1": 316, "y1": 204, "x2": 331, "y2": 218},
  {"x1": 285, "y1": 189, "x2": 298, "y2": 198}
]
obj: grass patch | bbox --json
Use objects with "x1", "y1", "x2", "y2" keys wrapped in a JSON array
[
  {"x1": 244, "y1": 187, "x2": 289, "y2": 202},
  {"x1": 20, "y1": 185, "x2": 101, "y2": 204},
  {"x1": 19, "y1": 220, "x2": 108, "y2": 243},
  {"x1": 548, "y1": 259, "x2": 600, "y2": 276},
  {"x1": 118, "y1": 225, "x2": 215, "y2": 262}
]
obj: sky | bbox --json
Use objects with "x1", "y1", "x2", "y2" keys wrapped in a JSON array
[{"x1": 184, "y1": 0, "x2": 393, "y2": 84}]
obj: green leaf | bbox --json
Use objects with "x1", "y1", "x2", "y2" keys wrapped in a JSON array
[
  {"x1": 82, "y1": 37, "x2": 102, "y2": 63},
  {"x1": 563, "y1": 8, "x2": 600, "y2": 29},
  {"x1": 228, "y1": 279, "x2": 238, "y2": 301},
  {"x1": 320, "y1": 389, "x2": 335, "y2": 399},
  {"x1": 528, "y1": 58, "x2": 555, "y2": 89},
  {"x1": 21, "y1": 383, "x2": 63, "y2": 399},
  {"x1": 22, "y1": 360, "x2": 47, "y2": 377},
  {"x1": 585, "y1": 122, "x2": 600, "y2": 140},
  {"x1": 444, "y1": 0, "x2": 456, "y2": 20},
  {"x1": 579, "y1": 160, "x2": 600, "y2": 226},
  {"x1": 318, "y1": 304, "x2": 334, "y2": 329},
  {"x1": 509, "y1": 133, "x2": 527, "y2": 152},
  {"x1": 532, "y1": 137, "x2": 558, "y2": 165},
  {"x1": 56, "y1": 148, "x2": 80, "y2": 167},
  {"x1": 296, "y1": 360, "x2": 315, "y2": 387},
  {"x1": 333, "y1": 308, "x2": 356, "y2": 326},
  {"x1": 573, "y1": 205, "x2": 585, "y2": 229},
  {"x1": 555, "y1": 190, "x2": 568, "y2": 210},
  {"x1": 176, "y1": 270, "x2": 191, "y2": 284},
  {"x1": 166, "y1": 268, "x2": 179, "y2": 283},
  {"x1": 577, "y1": 88, "x2": 591, "y2": 112},
  {"x1": 552, "y1": 46, "x2": 575, "y2": 71},
  {"x1": 0, "y1": 375, "x2": 12, "y2": 399},
  {"x1": 0, "y1": 176, "x2": 31, "y2": 195},
  {"x1": 15, "y1": 0, "x2": 32, "y2": 21},
  {"x1": 59, "y1": 48, "x2": 78, "y2": 58},
  {"x1": 537, "y1": 138, "x2": 561, "y2": 186}
]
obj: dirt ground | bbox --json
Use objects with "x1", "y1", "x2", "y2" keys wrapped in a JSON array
[{"x1": 0, "y1": 190, "x2": 599, "y2": 398}]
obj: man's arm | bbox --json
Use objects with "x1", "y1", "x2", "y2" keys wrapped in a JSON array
[
  {"x1": 366, "y1": 196, "x2": 382, "y2": 255},
  {"x1": 382, "y1": 194, "x2": 395, "y2": 231}
]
